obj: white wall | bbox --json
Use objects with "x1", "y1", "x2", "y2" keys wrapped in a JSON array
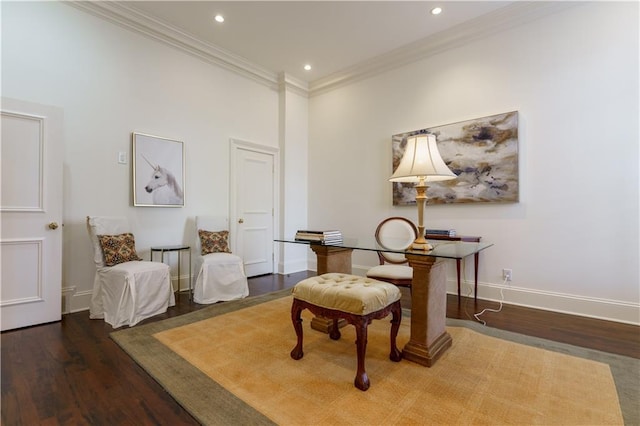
[
  {"x1": 308, "y1": 2, "x2": 639, "y2": 323},
  {"x1": 3, "y1": 2, "x2": 638, "y2": 324},
  {"x1": 2, "y1": 2, "x2": 280, "y2": 312}
]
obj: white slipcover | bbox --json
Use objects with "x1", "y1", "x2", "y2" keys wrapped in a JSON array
[
  {"x1": 86, "y1": 216, "x2": 175, "y2": 328},
  {"x1": 193, "y1": 216, "x2": 248, "y2": 304}
]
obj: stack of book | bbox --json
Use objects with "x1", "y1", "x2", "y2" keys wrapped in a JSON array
[
  {"x1": 295, "y1": 230, "x2": 343, "y2": 244},
  {"x1": 425, "y1": 229, "x2": 457, "y2": 237}
]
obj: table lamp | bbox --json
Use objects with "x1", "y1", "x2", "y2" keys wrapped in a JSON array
[{"x1": 389, "y1": 133, "x2": 456, "y2": 250}]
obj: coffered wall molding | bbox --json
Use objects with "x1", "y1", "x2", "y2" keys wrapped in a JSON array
[{"x1": 68, "y1": 1, "x2": 576, "y2": 97}]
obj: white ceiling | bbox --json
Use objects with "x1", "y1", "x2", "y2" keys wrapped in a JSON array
[{"x1": 124, "y1": 1, "x2": 514, "y2": 84}]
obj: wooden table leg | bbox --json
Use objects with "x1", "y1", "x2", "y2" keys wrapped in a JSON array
[
  {"x1": 474, "y1": 252, "x2": 479, "y2": 301},
  {"x1": 308, "y1": 245, "x2": 353, "y2": 332},
  {"x1": 403, "y1": 254, "x2": 452, "y2": 367},
  {"x1": 456, "y1": 259, "x2": 461, "y2": 301}
]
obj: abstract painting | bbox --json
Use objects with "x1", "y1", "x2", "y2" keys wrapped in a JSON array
[{"x1": 392, "y1": 111, "x2": 519, "y2": 205}]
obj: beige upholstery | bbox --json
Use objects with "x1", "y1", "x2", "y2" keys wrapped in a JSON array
[
  {"x1": 366, "y1": 264, "x2": 413, "y2": 280},
  {"x1": 291, "y1": 273, "x2": 401, "y2": 315}
]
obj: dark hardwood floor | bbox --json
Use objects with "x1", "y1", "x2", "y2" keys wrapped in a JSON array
[{"x1": 2, "y1": 270, "x2": 638, "y2": 425}]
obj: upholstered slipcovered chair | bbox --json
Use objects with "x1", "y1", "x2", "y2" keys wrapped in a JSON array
[
  {"x1": 365, "y1": 217, "x2": 418, "y2": 291},
  {"x1": 193, "y1": 216, "x2": 249, "y2": 304},
  {"x1": 86, "y1": 216, "x2": 175, "y2": 328}
]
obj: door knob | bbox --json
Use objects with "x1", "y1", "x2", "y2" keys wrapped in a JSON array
[
  {"x1": 48, "y1": 222, "x2": 59, "y2": 230},
  {"x1": 238, "y1": 218, "x2": 244, "y2": 224}
]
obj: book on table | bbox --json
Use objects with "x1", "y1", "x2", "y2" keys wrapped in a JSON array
[
  {"x1": 425, "y1": 229, "x2": 456, "y2": 237},
  {"x1": 295, "y1": 229, "x2": 343, "y2": 243}
]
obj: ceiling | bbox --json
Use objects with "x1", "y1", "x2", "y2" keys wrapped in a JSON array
[{"x1": 123, "y1": 1, "x2": 514, "y2": 84}]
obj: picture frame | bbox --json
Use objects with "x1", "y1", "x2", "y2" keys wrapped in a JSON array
[
  {"x1": 392, "y1": 111, "x2": 519, "y2": 205},
  {"x1": 132, "y1": 132, "x2": 185, "y2": 207}
]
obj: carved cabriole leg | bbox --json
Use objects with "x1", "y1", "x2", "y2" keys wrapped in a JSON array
[
  {"x1": 389, "y1": 301, "x2": 402, "y2": 362},
  {"x1": 403, "y1": 255, "x2": 452, "y2": 367},
  {"x1": 290, "y1": 299, "x2": 304, "y2": 360},
  {"x1": 308, "y1": 246, "x2": 353, "y2": 333},
  {"x1": 289, "y1": 298, "x2": 401, "y2": 391},
  {"x1": 353, "y1": 318, "x2": 370, "y2": 391}
]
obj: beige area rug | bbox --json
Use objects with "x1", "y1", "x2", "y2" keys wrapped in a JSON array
[{"x1": 112, "y1": 290, "x2": 638, "y2": 426}]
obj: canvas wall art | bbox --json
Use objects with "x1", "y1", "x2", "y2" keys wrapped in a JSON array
[
  {"x1": 133, "y1": 132, "x2": 185, "y2": 207},
  {"x1": 392, "y1": 111, "x2": 519, "y2": 205}
]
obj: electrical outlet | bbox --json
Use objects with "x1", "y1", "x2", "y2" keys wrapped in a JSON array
[{"x1": 502, "y1": 269, "x2": 512, "y2": 282}]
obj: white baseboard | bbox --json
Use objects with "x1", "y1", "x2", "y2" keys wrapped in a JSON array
[
  {"x1": 62, "y1": 274, "x2": 194, "y2": 314},
  {"x1": 278, "y1": 259, "x2": 308, "y2": 275},
  {"x1": 67, "y1": 265, "x2": 639, "y2": 326},
  {"x1": 172, "y1": 273, "x2": 193, "y2": 293},
  {"x1": 352, "y1": 264, "x2": 639, "y2": 325},
  {"x1": 66, "y1": 289, "x2": 92, "y2": 314},
  {"x1": 468, "y1": 281, "x2": 640, "y2": 326},
  {"x1": 61, "y1": 286, "x2": 76, "y2": 314}
]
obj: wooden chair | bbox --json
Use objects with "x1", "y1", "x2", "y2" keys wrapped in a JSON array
[{"x1": 365, "y1": 217, "x2": 418, "y2": 291}]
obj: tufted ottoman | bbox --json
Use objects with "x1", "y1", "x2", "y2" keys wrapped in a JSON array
[{"x1": 290, "y1": 273, "x2": 402, "y2": 391}]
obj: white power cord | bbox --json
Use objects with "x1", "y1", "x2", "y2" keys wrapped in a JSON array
[{"x1": 473, "y1": 277, "x2": 508, "y2": 325}]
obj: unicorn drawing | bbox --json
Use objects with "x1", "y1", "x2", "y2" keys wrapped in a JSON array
[{"x1": 141, "y1": 154, "x2": 184, "y2": 205}]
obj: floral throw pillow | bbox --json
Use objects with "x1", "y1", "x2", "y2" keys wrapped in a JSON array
[
  {"x1": 97, "y1": 233, "x2": 142, "y2": 266},
  {"x1": 199, "y1": 229, "x2": 231, "y2": 255}
]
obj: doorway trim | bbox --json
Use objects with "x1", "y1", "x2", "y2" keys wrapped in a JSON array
[{"x1": 229, "y1": 138, "x2": 280, "y2": 275}]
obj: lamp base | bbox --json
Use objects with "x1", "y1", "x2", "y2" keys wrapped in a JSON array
[{"x1": 411, "y1": 241, "x2": 433, "y2": 251}]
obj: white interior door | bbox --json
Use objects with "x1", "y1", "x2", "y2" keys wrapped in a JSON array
[
  {"x1": 230, "y1": 140, "x2": 278, "y2": 277},
  {"x1": 1, "y1": 98, "x2": 63, "y2": 331}
]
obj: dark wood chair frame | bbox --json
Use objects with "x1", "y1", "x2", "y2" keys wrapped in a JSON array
[
  {"x1": 290, "y1": 297, "x2": 402, "y2": 391},
  {"x1": 367, "y1": 216, "x2": 418, "y2": 290}
]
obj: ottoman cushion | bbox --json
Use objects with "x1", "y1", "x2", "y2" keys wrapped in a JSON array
[{"x1": 292, "y1": 273, "x2": 401, "y2": 315}]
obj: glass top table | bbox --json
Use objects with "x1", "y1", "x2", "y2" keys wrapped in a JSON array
[
  {"x1": 275, "y1": 235, "x2": 494, "y2": 368},
  {"x1": 275, "y1": 236, "x2": 493, "y2": 260}
]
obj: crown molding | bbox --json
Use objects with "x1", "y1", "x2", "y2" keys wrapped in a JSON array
[
  {"x1": 67, "y1": 1, "x2": 579, "y2": 98},
  {"x1": 278, "y1": 73, "x2": 309, "y2": 98},
  {"x1": 308, "y1": 2, "x2": 579, "y2": 96},
  {"x1": 67, "y1": 1, "x2": 280, "y2": 90}
]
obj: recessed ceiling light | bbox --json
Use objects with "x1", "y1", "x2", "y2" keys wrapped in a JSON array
[
  {"x1": 304, "y1": 64, "x2": 312, "y2": 71},
  {"x1": 214, "y1": 14, "x2": 224, "y2": 23},
  {"x1": 431, "y1": 7, "x2": 442, "y2": 15}
]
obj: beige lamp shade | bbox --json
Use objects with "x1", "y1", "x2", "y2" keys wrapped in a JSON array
[
  {"x1": 388, "y1": 133, "x2": 456, "y2": 251},
  {"x1": 389, "y1": 134, "x2": 456, "y2": 182}
]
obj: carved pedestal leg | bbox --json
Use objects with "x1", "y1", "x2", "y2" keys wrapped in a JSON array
[{"x1": 403, "y1": 255, "x2": 452, "y2": 367}]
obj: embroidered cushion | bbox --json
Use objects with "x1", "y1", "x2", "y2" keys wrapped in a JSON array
[
  {"x1": 97, "y1": 233, "x2": 143, "y2": 266},
  {"x1": 199, "y1": 229, "x2": 231, "y2": 255}
]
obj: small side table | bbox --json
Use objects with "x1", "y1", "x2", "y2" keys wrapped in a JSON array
[
  {"x1": 426, "y1": 234, "x2": 481, "y2": 301},
  {"x1": 150, "y1": 245, "x2": 192, "y2": 301}
]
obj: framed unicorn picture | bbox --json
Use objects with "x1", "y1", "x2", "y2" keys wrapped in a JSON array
[{"x1": 132, "y1": 132, "x2": 185, "y2": 207}]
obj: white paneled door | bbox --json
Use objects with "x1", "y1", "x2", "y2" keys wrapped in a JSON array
[
  {"x1": 1, "y1": 98, "x2": 63, "y2": 331},
  {"x1": 230, "y1": 140, "x2": 278, "y2": 277}
]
